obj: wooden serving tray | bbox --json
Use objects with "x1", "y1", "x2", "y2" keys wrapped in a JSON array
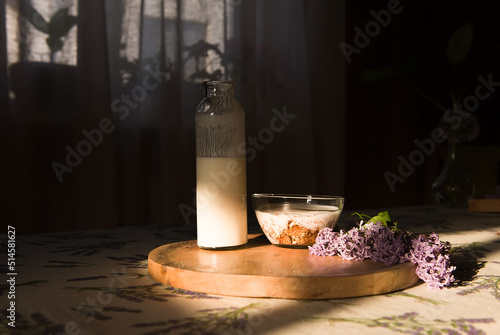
[
  {"x1": 469, "y1": 199, "x2": 500, "y2": 212},
  {"x1": 148, "y1": 234, "x2": 420, "y2": 299}
]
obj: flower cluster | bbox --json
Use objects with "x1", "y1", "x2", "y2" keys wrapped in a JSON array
[
  {"x1": 309, "y1": 221, "x2": 456, "y2": 289},
  {"x1": 485, "y1": 185, "x2": 500, "y2": 199},
  {"x1": 408, "y1": 233, "x2": 455, "y2": 289},
  {"x1": 439, "y1": 105, "x2": 481, "y2": 144}
]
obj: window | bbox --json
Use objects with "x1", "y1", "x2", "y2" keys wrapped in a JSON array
[{"x1": 6, "y1": 0, "x2": 78, "y2": 65}]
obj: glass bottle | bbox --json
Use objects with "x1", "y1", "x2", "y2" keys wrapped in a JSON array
[
  {"x1": 432, "y1": 141, "x2": 475, "y2": 209},
  {"x1": 195, "y1": 80, "x2": 247, "y2": 249}
]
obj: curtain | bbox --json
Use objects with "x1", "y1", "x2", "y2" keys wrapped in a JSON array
[{"x1": 2, "y1": 0, "x2": 346, "y2": 234}]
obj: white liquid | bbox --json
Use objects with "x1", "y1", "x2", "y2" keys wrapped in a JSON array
[
  {"x1": 196, "y1": 157, "x2": 247, "y2": 248},
  {"x1": 255, "y1": 203, "x2": 341, "y2": 245}
]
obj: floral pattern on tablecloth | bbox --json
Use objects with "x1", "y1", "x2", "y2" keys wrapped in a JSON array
[{"x1": 1, "y1": 205, "x2": 499, "y2": 334}]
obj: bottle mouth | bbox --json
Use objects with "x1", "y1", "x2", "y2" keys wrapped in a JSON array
[
  {"x1": 203, "y1": 80, "x2": 235, "y2": 87},
  {"x1": 203, "y1": 80, "x2": 235, "y2": 97}
]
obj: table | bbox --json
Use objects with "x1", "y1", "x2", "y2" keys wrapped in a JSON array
[{"x1": 1, "y1": 205, "x2": 499, "y2": 334}]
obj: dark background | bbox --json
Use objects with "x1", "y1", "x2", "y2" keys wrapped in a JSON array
[
  {"x1": 2, "y1": 0, "x2": 500, "y2": 234},
  {"x1": 344, "y1": 0, "x2": 500, "y2": 209}
]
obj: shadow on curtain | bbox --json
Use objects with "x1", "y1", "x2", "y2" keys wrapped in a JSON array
[{"x1": 1, "y1": 0, "x2": 346, "y2": 234}]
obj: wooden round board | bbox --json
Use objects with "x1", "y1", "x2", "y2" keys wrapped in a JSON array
[{"x1": 148, "y1": 234, "x2": 420, "y2": 299}]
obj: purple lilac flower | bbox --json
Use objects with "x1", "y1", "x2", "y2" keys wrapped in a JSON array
[
  {"x1": 336, "y1": 227, "x2": 370, "y2": 261},
  {"x1": 361, "y1": 222, "x2": 408, "y2": 266},
  {"x1": 309, "y1": 222, "x2": 456, "y2": 289},
  {"x1": 485, "y1": 185, "x2": 500, "y2": 199},
  {"x1": 308, "y1": 228, "x2": 339, "y2": 256},
  {"x1": 409, "y1": 234, "x2": 456, "y2": 289},
  {"x1": 439, "y1": 106, "x2": 481, "y2": 144}
]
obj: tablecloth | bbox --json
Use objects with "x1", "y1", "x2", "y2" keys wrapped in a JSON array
[{"x1": 1, "y1": 205, "x2": 499, "y2": 334}]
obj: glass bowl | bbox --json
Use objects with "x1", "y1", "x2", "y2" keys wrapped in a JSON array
[{"x1": 252, "y1": 194, "x2": 344, "y2": 248}]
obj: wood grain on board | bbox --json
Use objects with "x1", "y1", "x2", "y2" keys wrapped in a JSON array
[{"x1": 148, "y1": 234, "x2": 420, "y2": 299}]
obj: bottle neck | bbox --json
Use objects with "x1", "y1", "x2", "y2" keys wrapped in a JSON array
[
  {"x1": 203, "y1": 80, "x2": 235, "y2": 98},
  {"x1": 445, "y1": 140, "x2": 462, "y2": 168}
]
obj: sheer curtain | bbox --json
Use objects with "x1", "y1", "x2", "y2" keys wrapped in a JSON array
[{"x1": 2, "y1": 0, "x2": 346, "y2": 233}]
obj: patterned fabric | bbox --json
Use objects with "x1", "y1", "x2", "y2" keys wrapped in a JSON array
[{"x1": 1, "y1": 206, "x2": 499, "y2": 334}]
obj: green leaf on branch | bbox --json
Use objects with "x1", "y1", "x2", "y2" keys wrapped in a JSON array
[
  {"x1": 368, "y1": 211, "x2": 392, "y2": 226},
  {"x1": 358, "y1": 67, "x2": 399, "y2": 83},
  {"x1": 351, "y1": 212, "x2": 372, "y2": 221},
  {"x1": 398, "y1": 57, "x2": 428, "y2": 75},
  {"x1": 447, "y1": 23, "x2": 473, "y2": 65},
  {"x1": 358, "y1": 58, "x2": 427, "y2": 83},
  {"x1": 352, "y1": 211, "x2": 393, "y2": 227}
]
